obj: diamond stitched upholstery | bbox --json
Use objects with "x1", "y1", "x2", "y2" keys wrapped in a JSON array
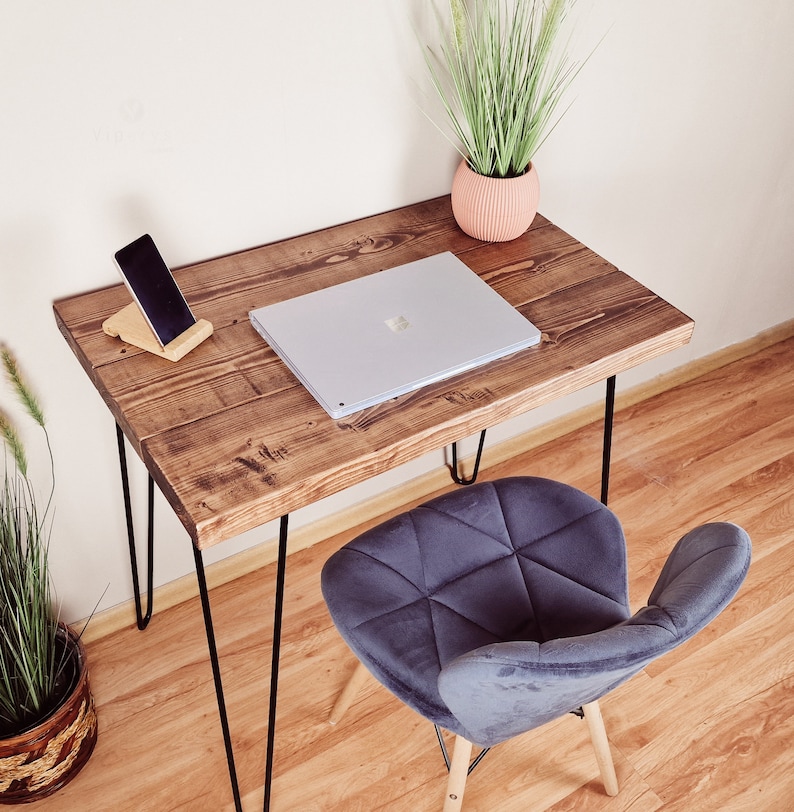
[
  {"x1": 321, "y1": 477, "x2": 751, "y2": 748},
  {"x1": 322, "y1": 478, "x2": 630, "y2": 730}
]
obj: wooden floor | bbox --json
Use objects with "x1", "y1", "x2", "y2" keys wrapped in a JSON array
[{"x1": 39, "y1": 336, "x2": 794, "y2": 811}]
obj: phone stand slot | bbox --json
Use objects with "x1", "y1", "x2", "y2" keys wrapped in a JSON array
[{"x1": 103, "y1": 302, "x2": 213, "y2": 362}]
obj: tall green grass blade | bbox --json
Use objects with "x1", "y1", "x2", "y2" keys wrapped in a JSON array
[
  {"x1": 0, "y1": 348, "x2": 61, "y2": 736},
  {"x1": 422, "y1": 0, "x2": 584, "y2": 178}
]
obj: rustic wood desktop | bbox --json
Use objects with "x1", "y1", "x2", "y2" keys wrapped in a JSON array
[{"x1": 53, "y1": 197, "x2": 694, "y2": 811}]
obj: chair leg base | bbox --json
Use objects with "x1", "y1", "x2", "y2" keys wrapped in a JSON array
[
  {"x1": 329, "y1": 661, "x2": 371, "y2": 725},
  {"x1": 443, "y1": 736, "x2": 473, "y2": 812},
  {"x1": 582, "y1": 700, "x2": 619, "y2": 796},
  {"x1": 329, "y1": 667, "x2": 619, "y2": 805}
]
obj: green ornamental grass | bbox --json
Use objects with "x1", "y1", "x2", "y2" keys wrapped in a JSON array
[
  {"x1": 423, "y1": 0, "x2": 581, "y2": 179},
  {"x1": 0, "y1": 347, "x2": 63, "y2": 736}
]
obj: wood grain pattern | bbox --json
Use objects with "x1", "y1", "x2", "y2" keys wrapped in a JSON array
[
  {"x1": 53, "y1": 199, "x2": 693, "y2": 548},
  {"x1": 32, "y1": 334, "x2": 794, "y2": 811}
]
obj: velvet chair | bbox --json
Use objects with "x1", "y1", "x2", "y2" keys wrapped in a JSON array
[{"x1": 321, "y1": 477, "x2": 751, "y2": 810}]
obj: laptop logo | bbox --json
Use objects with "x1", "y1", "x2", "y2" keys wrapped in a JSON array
[{"x1": 385, "y1": 315, "x2": 411, "y2": 333}]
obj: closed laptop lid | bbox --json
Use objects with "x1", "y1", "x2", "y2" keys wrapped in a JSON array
[{"x1": 249, "y1": 252, "x2": 541, "y2": 419}]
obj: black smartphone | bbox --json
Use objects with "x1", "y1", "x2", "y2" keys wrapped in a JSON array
[{"x1": 113, "y1": 234, "x2": 196, "y2": 346}]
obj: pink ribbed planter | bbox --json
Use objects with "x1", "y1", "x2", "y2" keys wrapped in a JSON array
[{"x1": 451, "y1": 159, "x2": 540, "y2": 242}]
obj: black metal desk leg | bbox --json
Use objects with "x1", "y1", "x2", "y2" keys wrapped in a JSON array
[
  {"x1": 450, "y1": 429, "x2": 487, "y2": 485},
  {"x1": 600, "y1": 376, "x2": 617, "y2": 506},
  {"x1": 193, "y1": 546, "x2": 243, "y2": 812},
  {"x1": 116, "y1": 423, "x2": 154, "y2": 630},
  {"x1": 264, "y1": 514, "x2": 290, "y2": 812}
]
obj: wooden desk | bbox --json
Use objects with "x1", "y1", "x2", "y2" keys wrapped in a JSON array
[{"x1": 53, "y1": 197, "x2": 693, "y2": 809}]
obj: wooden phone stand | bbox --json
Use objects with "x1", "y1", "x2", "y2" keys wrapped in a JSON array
[{"x1": 103, "y1": 302, "x2": 213, "y2": 363}]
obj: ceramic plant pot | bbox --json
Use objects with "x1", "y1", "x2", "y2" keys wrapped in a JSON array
[
  {"x1": 451, "y1": 159, "x2": 540, "y2": 242},
  {"x1": 0, "y1": 627, "x2": 98, "y2": 804}
]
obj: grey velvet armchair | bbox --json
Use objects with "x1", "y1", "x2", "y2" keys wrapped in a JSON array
[{"x1": 321, "y1": 477, "x2": 751, "y2": 810}]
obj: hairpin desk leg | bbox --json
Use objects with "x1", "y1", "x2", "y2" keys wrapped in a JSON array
[
  {"x1": 450, "y1": 429, "x2": 487, "y2": 486},
  {"x1": 264, "y1": 513, "x2": 290, "y2": 812},
  {"x1": 117, "y1": 416, "x2": 242, "y2": 810},
  {"x1": 116, "y1": 418, "x2": 289, "y2": 810},
  {"x1": 600, "y1": 376, "x2": 617, "y2": 506},
  {"x1": 193, "y1": 546, "x2": 243, "y2": 812},
  {"x1": 116, "y1": 423, "x2": 154, "y2": 630}
]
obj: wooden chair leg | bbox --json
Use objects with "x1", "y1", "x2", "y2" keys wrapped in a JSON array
[
  {"x1": 328, "y1": 661, "x2": 371, "y2": 725},
  {"x1": 582, "y1": 700, "x2": 619, "y2": 796},
  {"x1": 442, "y1": 735, "x2": 473, "y2": 812}
]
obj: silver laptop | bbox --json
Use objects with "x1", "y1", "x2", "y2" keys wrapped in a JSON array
[{"x1": 249, "y1": 252, "x2": 541, "y2": 419}]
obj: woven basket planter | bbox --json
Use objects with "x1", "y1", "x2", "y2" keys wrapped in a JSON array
[{"x1": 0, "y1": 626, "x2": 98, "y2": 804}]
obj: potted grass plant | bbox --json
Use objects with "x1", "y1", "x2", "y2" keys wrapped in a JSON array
[
  {"x1": 0, "y1": 347, "x2": 97, "y2": 803},
  {"x1": 422, "y1": 0, "x2": 583, "y2": 241}
]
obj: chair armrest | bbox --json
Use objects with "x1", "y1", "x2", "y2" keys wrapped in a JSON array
[
  {"x1": 437, "y1": 522, "x2": 751, "y2": 747},
  {"x1": 647, "y1": 522, "x2": 751, "y2": 639}
]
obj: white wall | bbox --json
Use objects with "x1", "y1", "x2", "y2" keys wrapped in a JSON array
[{"x1": 2, "y1": 1, "x2": 792, "y2": 623}]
